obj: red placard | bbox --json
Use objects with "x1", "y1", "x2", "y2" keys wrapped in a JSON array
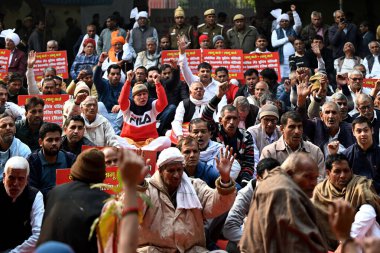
[
  {"x1": 161, "y1": 49, "x2": 202, "y2": 80},
  {"x1": 56, "y1": 167, "x2": 120, "y2": 194},
  {"x1": 202, "y1": 49, "x2": 244, "y2": 80},
  {"x1": 18, "y1": 94, "x2": 70, "y2": 126},
  {"x1": 81, "y1": 145, "x2": 157, "y2": 176},
  {"x1": 0, "y1": 49, "x2": 11, "y2": 79},
  {"x1": 33, "y1": 51, "x2": 69, "y2": 82},
  {"x1": 363, "y1": 78, "x2": 378, "y2": 88},
  {"x1": 243, "y1": 52, "x2": 282, "y2": 82}
]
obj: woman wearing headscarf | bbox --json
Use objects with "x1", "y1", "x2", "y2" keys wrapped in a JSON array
[{"x1": 70, "y1": 38, "x2": 98, "y2": 80}]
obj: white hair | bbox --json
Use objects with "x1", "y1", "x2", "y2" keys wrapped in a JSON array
[
  {"x1": 4, "y1": 156, "x2": 30, "y2": 176},
  {"x1": 348, "y1": 70, "x2": 364, "y2": 78},
  {"x1": 368, "y1": 41, "x2": 380, "y2": 49}
]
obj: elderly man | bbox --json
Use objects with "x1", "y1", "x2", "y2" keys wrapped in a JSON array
[
  {"x1": 134, "y1": 37, "x2": 161, "y2": 70},
  {"x1": 271, "y1": 11, "x2": 300, "y2": 78},
  {"x1": 5, "y1": 32, "x2": 27, "y2": 76},
  {"x1": 334, "y1": 42, "x2": 362, "y2": 74},
  {"x1": 223, "y1": 158, "x2": 280, "y2": 253},
  {"x1": 313, "y1": 153, "x2": 380, "y2": 251},
  {"x1": 331, "y1": 92, "x2": 353, "y2": 123},
  {"x1": 197, "y1": 9, "x2": 225, "y2": 48},
  {"x1": 226, "y1": 14, "x2": 258, "y2": 53},
  {"x1": 129, "y1": 11, "x2": 159, "y2": 55},
  {"x1": 169, "y1": 6, "x2": 198, "y2": 49},
  {"x1": 15, "y1": 97, "x2": 45, "y2": 152},
  {"x1": 328, "y1": 10, "x2": 359, "y2": 59},
  {"x1": 240, "y1": 152, "x2": 327, "y2": 253},
  {"x1": 329, "y1": 117, "x2": 380, "y2": 194},
  {"x1": 0, "y1": 112, "x2": 31, "y2": 179},
  {"x1": 97, "y1": 15, "x2": 127, "y2": 54},
  {"x1": 137, "y1": 147, "x2": 236, "y2": 252},
  {"x1": 202, "y1": 84, "x2": 255, "y2": 185},
  {"x1": 80, "y1": 96, "x2": 119, "y2": 147},
  {"x1": 247, "y1": 104, "x2": 281, "y2": 166},
  {"x1": 46, "y1": 40, "x2": 59, "y2": 51},
  {"x1": 0, "y1": 156, "x2": 44, "y2": 252},
  {"x1": 301, "y1": 11, "x2": 330, "y2": 49},
  {"x1": 66, "y1": 66, "x2": 98, "y2": 99},
  {"x1": 260, "y1": 111, "x2": 325, "y2": 177},
  {"x1": 61, "y1": 115, "x2": 95, "y2": 155},
  {"x1": 37, "y1": 148, "x2": 109, "y2": 253},
  {"x1": 297, "y1": 80, "x2": 355, "y2": 155},
  {"x1": 363, "y1": 41, "x2": 380, "y2": 78}
]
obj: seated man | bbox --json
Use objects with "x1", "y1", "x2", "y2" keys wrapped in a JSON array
[
  {"x1": 177, "y1": 136, "x2": 219, "y2": 188},
  {"x1": 137, "y1": 147, "x2": 236, "y2": 252},
  {"x1": 37, "y1": 149, "x2": 109, "y2": 253},
  {"x1": 328, "y1": 116, "x2": 380, "y2": 193},
  {"x1": 202, "y1": 86, "x2": 255, "y2": 185},
  {"x1": 28, "y1": 123, "x2": 76, "y2": 196},
  {"x1": 134, "y1": 37, "x2": 161, "y2": 70},
  {"x1": 232, "y1": 96, "x2": 259, "y2": 130},
  {"x1": 331, "y1": 92, "x2": 354, "y2": 123},
  {"x1": 66, "y1": 66, "x2": 98, "y2": 99},
  {"x1": 62, "y1": 82, "x2": 90, "y2": 123},
  {"x1": 189, "y1": 118, "x2": 241, "y2": 182},
  {"x1": 312, "y1": 153, "x2": 380, "y2": 251},
  {"x1": 118, "y1": 70, "x2": 170, "y2": 151},
  {"x1": 334, "y1": 42, "x2": 362, "y2": 74},
  {"x1": 16, "y1": 96, "x2": 45, "y2": 152},
  {"x1": 261, "y1": 111, "x2": 325, "y2": 178},
  {"x1": 240, "y1": 152, "x2": 327, "y2": 253},
  {"x1": 80, "y1": 96, "x2": 119, "y2": 147},
  {"x1": 61, "y1": 115, "x2": 95, "y2": 156},
  {"x1": 223, "y1": 158, "x2": 280, "y2": 253},
  {"x1": 0, "y1": 156, "x2": 44, "y2": 253},
  {"x1": 6, "y1": 73, "x2": 28, "y2": 104},
  {"x1": 101, "y1": 146, "x2": 118, "y2": 167},
  {"x1": 0, "y1": 112, "x2": 31, "y2": 179},
  {"x1": 247, "y1": 104, "x2": 282, "y2": 167},
  {"x1": 171, "y1": 81, "x2": 209, "y2": 142}
]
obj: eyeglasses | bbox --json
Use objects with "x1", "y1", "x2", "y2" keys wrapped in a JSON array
[
  {"x1": 358, "y1": 105, "x2": 372, "y2": 111},
  {"x1": 349, "y1": 77, "x2": 363, "y2": 82}
]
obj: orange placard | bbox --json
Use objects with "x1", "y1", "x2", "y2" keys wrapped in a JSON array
[
  {"x1": 363, "y1": 78, "x2": 378, "y2": 88},
  {"x1": 56, "y1": 167, "x2": 120, "y2": 194},
  {"x1": 161, "y1": 49, "x2": 202, "y2": 81},
  {"x1": 33, "y1": 51, "x2": 69, "y2": 81},
  {"x1": 18, "y1": 94, "x2": 70, "y2": 126},
  {"x1": 0, "y1": 49, "x2": 11, "y2": 79},
  {"x1": 243, "y1": 52, "x2": 282, "y2": 82},
  {"x1": 81, "y1": 145, "x2": 157, "y2": 176},
  {"x1": 202, "y1": 49, "x2": 244, "y2": 80}
]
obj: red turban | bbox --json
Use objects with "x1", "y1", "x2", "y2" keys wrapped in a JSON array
[
  {"x1": 199, "y1": 34, "x2": 209, "y2": 43},
  {"x1": 83, "y1": 38, "x2": 96, "y2": 47}
]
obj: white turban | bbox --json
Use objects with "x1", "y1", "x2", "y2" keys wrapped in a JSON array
[
  {"x1": 137, "y1": 11, "x2": 148, "y2": 20},
  {"x1": 270, "y1": 8, "x2": 290, "y2": 24},
  {"x1": 157, "y1": 147, "x2": 184, "y2": 168},
  {"x1": 0, "y1": 28, "x2": 15, "y2": 38},
  {"x1": 4, "y1": 156, "x2": 30, "y2": 175},
  {"x1": 5, "y1": 32, "x2": 20, "y2": 46},
  {"x1": 277, "y1": 13, "x2": 290, "y2": 23}
]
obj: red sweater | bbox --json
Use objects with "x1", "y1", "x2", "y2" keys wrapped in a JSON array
[{"x1": 119, "y1": 80, "x2": 168, "y2": 141}]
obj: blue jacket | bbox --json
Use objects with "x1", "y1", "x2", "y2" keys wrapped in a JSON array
[{"x1": 188, "y1": 161, "x2": 220, "y2": 188}]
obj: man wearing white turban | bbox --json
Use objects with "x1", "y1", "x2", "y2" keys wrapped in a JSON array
[
  {"x1": 5, "y1": 32, "x2": 27, "y2": 76},
  {"x1": 271, "y1": 5, "x2": 302, "y2": 79},
  {"x1": 136, "y1": 147, "x2": 236, "y2": 252}
]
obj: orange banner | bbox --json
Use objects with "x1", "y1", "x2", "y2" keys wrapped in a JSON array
[
  {"x1": 56, "y1": 167, "x2": 120, "y2": 194},
  {"x1": 202, "y1": 49, "x2": 244, "y2": 79},
  {"x1": 161, "y1": 49, "x2": 202, "y2": 81},
  {"x1": 363, "y1": 78, "x2": 379, "y2": 89},
  {"x1": 243, "y1": 52, "x2": 282, "y2": 82},
  {"x1": 18, "y1": 94, "x2": 70, "y2": 126},
  {"x1": 0, "y1": 49, "x2": 11, "y2": 80},
  {"x1": 33, "y1": 51, "x2": 69, "y2": 81}
]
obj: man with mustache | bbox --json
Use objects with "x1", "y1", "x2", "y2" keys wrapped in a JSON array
[
  {"x1": 27, "y1": 123, "x2": 76, "y2": 196},
  {"x1": 328, "y1": 116, "x2": 380, "y2": 194},
  {"x1": 312, "y1": 153, "x2": 380, "y2": 251},
  {"x1": 16, "y1": 97, "x2": 45, "y2": 152},
  {"x1": 261, "y1": 111, "x2": 325, "y2": 179},
  {"x1": 0, "y1": 113, "x2": 31, "y2": 180},
  {"x1": 234, "y1": 69, "x2": 260, "y2": 100},
  {"x1": 61, "y1": 115, "x2": 95, "y2": 156}
]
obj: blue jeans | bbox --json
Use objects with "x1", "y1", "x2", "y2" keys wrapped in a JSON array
[{"x1": 157, "y1": 104, "x2": 176, "y2": 136}]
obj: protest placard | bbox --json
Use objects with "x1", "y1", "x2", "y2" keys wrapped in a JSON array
[
  {"x1": 56, "y1": 167, "x2": 120, "y2": 194},
  {"x1": 243, "y1": 52, "x2": 281, "y2": 82},
  {"x1": 0, "y1": 49, "x2": 11, "y2": 79},
  {"x1": 161, "y1": 49, "x2": 202, "y2": 81},
  {"x1": 202, "y1": 49, "x2": 244, "y2": 79},
  {"x1": 33, "y1": 51, "x2": 69, "y2": 81},
  {"x1": 363, "y1": 78, "x2": 379, "y2": 89},
  {"x1": 18, "y1": 94, "x2": 69, "y2": 126}
]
